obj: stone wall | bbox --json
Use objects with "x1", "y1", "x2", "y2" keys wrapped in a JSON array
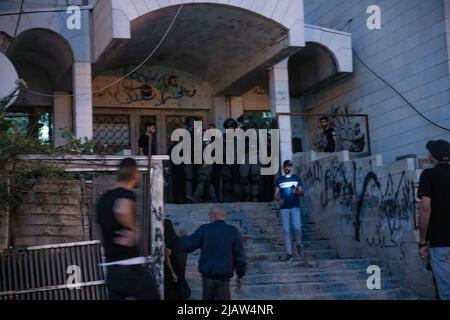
[
  {"x1": 294, "y1": 151, "x2": 435, "y2": 298},
  {"x1": 13, "y1": 180, "x2": 90, "y2": 247}
]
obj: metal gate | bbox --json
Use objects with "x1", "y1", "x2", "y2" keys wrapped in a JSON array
[{"x1": 0, "y1": 241, "x2": 106, "y2": 300}]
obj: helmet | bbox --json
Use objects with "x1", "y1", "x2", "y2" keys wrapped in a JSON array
[
  {"x1": 223, "y1": 118, "x2": 238, "y2": 129},
  {"x1": 237, "y1": 113, "x2": 254, "y2": 124},
  {"x1": 185, "y1": 116, "x2": 197, "y2": 131},
  {"x1": 237, "y1": 113, "x2": 257, "y2": 129}
]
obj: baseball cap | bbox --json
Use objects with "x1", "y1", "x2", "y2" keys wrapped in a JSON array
[
  {"x1": 283, "y1": 160, "x2": 293, "y2": 167},
  {"x1": 426, "y1": 140, "x2": 450, "y2": 162}
]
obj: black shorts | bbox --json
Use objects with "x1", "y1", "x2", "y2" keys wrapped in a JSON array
[{"x1": 106, "y1": 264, "x2": 160, "y2": 300}]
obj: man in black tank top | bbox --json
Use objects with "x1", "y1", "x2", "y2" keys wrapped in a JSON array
[{"x1": 96, "y1": 158, "x2": 160, "y2": 300}]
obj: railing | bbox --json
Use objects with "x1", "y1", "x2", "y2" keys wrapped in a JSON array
[
  {"x1": 1, "y1": 155, "x2": 168, "y2": 300},
  {"x1": 0, "y1": 241, "x2": 105, "y2": 300}
]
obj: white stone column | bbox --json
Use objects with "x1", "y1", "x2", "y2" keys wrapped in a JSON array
[
  {"x1": 213, "y1": 96, "x2": 228, "y2": 129},
  {"x1": 230, "y1": 96, "x2": 244, "y2": 120},
  {"x1": 269, "y1": 59, "x2": 293, "y2": 164},
  {"x1": 150, "y1": 160, "x2": 165, "y2": 298},
  {"x1": 53, "y1": 92, "x2": 73, "y2": 147},
  {"x1": 73, "y1": 62, "x2": 93, "y2": 140}
]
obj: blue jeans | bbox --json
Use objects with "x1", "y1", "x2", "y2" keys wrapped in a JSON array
[
  {"x1": 280, "y1": 207, "x2": 302, "y2": 255},
  {"x1": 430, "y1": 247, "x2": 450, "y2": 300}
]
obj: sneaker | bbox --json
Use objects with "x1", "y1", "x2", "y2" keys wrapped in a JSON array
[
  {"x1": 296, "y1": 243, "x2": 303, "y2": 257},
  {"x1": 285, "y1": 254, "x2": 294, "y2": 262}
]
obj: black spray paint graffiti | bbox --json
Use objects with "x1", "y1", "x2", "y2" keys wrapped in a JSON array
[
  {"x1": 355, "y1": 171, "x2": 414, "y2": 248},
  {"x1": 301, "y1": 161, "x2": 323, "y2": 184},
  {"x1": 151, "y1": 205, "x2": 164, "y2": 293},
  {"x1": 305, "y1": 158, "x2": 414, "y2": 249},
  {"x1": 320, "y1": 161, "x2": 356, "y2": 208},
  {"x1": 104, "y1": 69, "x2": 197, "y2": 106}
]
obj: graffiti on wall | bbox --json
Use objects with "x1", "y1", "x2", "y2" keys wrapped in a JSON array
[
  {"x1": 310, "y1": 104, "x2": 369, "y2": 153},
  {"x1": 151, "y1": 205, "x2": 164, "y2": 296},
  {"x1": 298, "y1": 157, "x2": 415, "y2": 249},
  {"x1": 356, "y1": 171, "x2": 414, "y2": 248},
  {"x1": 320, "y1": 160, "x2": 356, "y2": 208},
  {"x1": 94, "y1": 69, "x2": 197, "y2": 106}
]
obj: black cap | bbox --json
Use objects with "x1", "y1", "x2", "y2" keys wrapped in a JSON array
[
  {"x1": 426, "y1": 140, "x2": 450, "y2": 162},
  {"x1": 283, "y1": 160, "x2": 293, "y2": 167}
]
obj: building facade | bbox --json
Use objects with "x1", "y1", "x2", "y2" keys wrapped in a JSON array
[
  {"x1": 299, "y1": 0, "x2": 450, "y2": 162},
  {"x1": 0, "y1": 0, "x2": 352, "y2": 164},
  {"x1": 1, "y1": 0, "x2": 449, "y2": 163}
]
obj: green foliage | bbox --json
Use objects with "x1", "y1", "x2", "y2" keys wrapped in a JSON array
[
  {"x1": 56, "y1": 129, "x2": 96, "y2": 155},
  {"x1": 0, "y1": 94, "x2": 97, "y2": 246}
]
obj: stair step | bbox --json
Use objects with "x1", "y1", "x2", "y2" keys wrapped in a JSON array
[
  {"x1": 254, "y1": 224, "x2": 317, "y2": 233},
  {"x1": 185, "y1": 259, "x2": 383, "y2": 276},
  {"x1": 187, "y1": 278, "x2": 402, "y2": 298},
  {"x1": 242, "y1": 231, "x2": 326, "y2": 241},
  {"x1": 166, "y1": 202, "x2": 415, "y2": 300},
  {"x1": 232, "y1": 288, "x2": 416, "y2": 300},
  {"x1": 185, "y1": 269, "x2": 386, "y2": 286},
  {"x1": 189, "y1": 288, "x2": 415, "y2": 301},
  {"x1": 250, "y1": 258, "x2": 381, "y2": 271},
  {"x1": 249, "y1": 250, "x2": 339, "y2": 261},
  {"x1": 241, "y1": 240, "x2": 331, "y2": 251}
]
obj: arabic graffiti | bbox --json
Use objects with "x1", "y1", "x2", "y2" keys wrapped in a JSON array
[
  {"x1": 95, "y1": 69, "x2": 197, "y2": 106},
  {"x1": 299, "y1": 156, "x2": 414, "y2": 249},
  {"x1": 356, "y1": 171, "x2": 414, "y2": 248},
  {"x1": 320, "y1": 161, "x2": 355, "y2": 208}
]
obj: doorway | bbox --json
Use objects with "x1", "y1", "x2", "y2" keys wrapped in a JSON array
[{"x1": 93, "y1": 108, "x2": 208, "y2": 155}]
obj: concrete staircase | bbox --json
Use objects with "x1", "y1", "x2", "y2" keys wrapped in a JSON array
[{"x1": 165, "y1": 202, "x2": 416, "y2": 300}]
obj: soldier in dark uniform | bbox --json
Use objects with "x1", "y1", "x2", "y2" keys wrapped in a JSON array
[
  {"x1": 237, "y1": 114, "x2": 260, "y2": 202},
  {"x1": 184, "y1": 117, "x2": 197, "y2": 203},
  {"x1": 192, "y1": 127, "x2": 218, "y2": 203},
  {"x1": 220, "y1": 118, "x2": 240, "y2": 202}
]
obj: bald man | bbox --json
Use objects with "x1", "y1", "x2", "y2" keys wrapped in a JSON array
[{"x1": 179, "y1": 206, "x2": 247, "y2": 300}]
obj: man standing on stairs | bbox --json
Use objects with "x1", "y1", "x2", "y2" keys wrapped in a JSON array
[
  {"x1": 178, "y1": 205, "x2": 247, "y2": 300},
  {"x1": 274, "y1": 160, "x2": 304, "y2": 262},
  {"x1": 418, "y1": 140, "x2": 450, "y2": 300}
]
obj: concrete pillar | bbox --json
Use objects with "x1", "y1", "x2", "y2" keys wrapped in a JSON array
[
  {"x1": 73, "y1": 61, "x2": 93, "y2": 140},
  {"x1": 269, "y1": 59, "x2": 293, "y2": 163},
  {"x1": 150, "y1": 159, "x2": 165, "y2": 298},
  {"x1": 230, "y1": 96, "x2": 244, "y2": 120},
  {"x1": 53, "y1": 92, "x2": 73, "y2": 147},
  {"x1": 212, "y1": 96, "x2": 228, "y2": 130}
]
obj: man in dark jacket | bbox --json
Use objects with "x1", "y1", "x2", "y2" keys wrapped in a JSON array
[{"x1": 179, "y1": 205, "x2": 247, "y2": 300}]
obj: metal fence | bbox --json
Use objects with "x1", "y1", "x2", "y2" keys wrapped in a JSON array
[
  {"x1": 0, "y1": 241, "x2": 105, "y2": 300},
  {"x1": 0, "y1": 155, "x2": 167, "y2": 300}
]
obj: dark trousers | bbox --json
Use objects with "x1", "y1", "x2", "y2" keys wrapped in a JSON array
[
  {"x1": 202, "y1": 278, "x2": 231, "y2": 300},
  {"x1": 106, "y1": 264, "x2": 160, "y2": 300}
]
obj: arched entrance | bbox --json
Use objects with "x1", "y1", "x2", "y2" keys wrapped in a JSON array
[
  {"x1": 90, "y1": 2, "x2": 305, "y2": 202},
  {"x1": 93, "y1": 0, "x2": 304, "y2": 62},
  {"x1": 6, "y1": 28, "x2": 74, "y2": 144},
  {"x1": 92, "y1": 2, "x2": 303, "y2": 154}
]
